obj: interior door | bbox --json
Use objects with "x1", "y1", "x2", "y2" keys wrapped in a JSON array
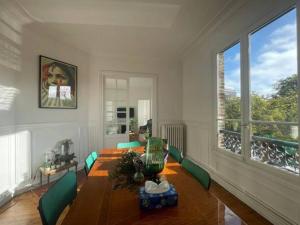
[
  {"x1": 103, "y1": 73, "x2": 156, "y2": 148},
  {"x1": 103, "y1": 76, "x2": 129, "y2": 148}
]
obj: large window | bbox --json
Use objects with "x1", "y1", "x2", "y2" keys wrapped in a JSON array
[
  {"x1": 217, "y1": 8, "x2": 299, "y2": 174},
  {"x1": 250, "y1": 8, "x2": 298, "y2": 173}
]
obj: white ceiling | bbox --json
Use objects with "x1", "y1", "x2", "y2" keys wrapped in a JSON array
[{"x1": 17, "y1": 0, "x2": 235, "y2": 59}]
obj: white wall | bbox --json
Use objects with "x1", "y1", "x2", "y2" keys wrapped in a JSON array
[
  {"x1": 0, "y1": 13, "x2": 91, "y2": 199},
  {"x1": 16, "y1": 25, "x2": 90, "y2": 180},
  {"x1": 182, "y1": 0, "x2": 300, "y2": 224},
  {"x1": 0, "y1": 4, "x2": 182, "y2": 194},
  {"x1": 88, "y1": 55, "x2": 182, "y2": 151},
  {"x1": 0, "y1": 66, "x2": 17, "y2": 127},
  {"x1": 17, "y1": 28, "x2": 89, "y2": 125},
  {"x1": 0, "y1": 37, "x2": 18, "y2": 204}
]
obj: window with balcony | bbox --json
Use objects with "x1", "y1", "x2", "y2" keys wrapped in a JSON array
[{"x1": 217, "y1": 8, "x2": 299, "y2": 174}]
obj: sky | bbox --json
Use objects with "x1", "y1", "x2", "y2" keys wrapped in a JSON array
[{"x1": 224, "y1": 8, "x2": 297, "y2": 97}]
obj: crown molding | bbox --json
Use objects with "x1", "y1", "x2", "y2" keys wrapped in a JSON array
[{"x1": 180, "y1": 0, "x2": 248, "y2": 59}]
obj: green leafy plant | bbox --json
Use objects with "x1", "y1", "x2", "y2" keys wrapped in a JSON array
[{"x1": 109, "y1": 151, "x2": 142, "y2": 190}]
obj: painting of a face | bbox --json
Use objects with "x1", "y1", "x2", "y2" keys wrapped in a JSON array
[
  {"x1": 39, "y1": 56, "x2": 77, "y2": 109},
  {"x1": 47, "y1": 66, "x2": 70, "y2": 87}
]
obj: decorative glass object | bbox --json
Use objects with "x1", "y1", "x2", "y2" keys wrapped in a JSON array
[
  {"x1": 44, "y1": 151, "x2": 53, "y2": 165},
  {"x1": 144, "y1": 137, "x2": 164, "y2": 176},
  {"x1": 54, "y1": 139, "x2": 76, "y2": 163},
  {"x1": 133, "y1": 156, "x2": 144, "y2": 183},
  {"x1": 133, "y1": 171, "x2": 144, "y2": 183}
]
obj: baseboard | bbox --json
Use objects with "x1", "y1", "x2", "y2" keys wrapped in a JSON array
[
  {"x1": 0, "y1": 191, "x2": 12, "y2": 208},
  {"x1": 211, "y1": 170, "x2": 297, "y2": 225}
]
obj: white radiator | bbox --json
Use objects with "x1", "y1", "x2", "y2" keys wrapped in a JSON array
[{"x1": 160, "y1": 123, "x2": 184, "y2": 153}]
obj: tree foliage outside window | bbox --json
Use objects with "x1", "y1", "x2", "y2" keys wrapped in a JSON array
[{"x1": 225, "y1": 74, "x2": 298, "y2": 141}]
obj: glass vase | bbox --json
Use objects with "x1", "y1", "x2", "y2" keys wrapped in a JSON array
[{"x1": 144, "y1": 137, "x2": 164, "y2": 176}]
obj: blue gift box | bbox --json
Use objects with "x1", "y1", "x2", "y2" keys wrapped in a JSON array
[{"x1": 139, "y1": 184, "x2": 178, "y2": 209}]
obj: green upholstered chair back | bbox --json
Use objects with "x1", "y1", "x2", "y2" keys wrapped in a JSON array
[
  {"x1": 85, "y1": 154, "x2": 94, "y2": 175},
  {"x1": 117, "y1": 141, "x2": 141, "y2": 149},
  {"x1": 181, "y1": 159, "x2": 211, "y2": 190},
  {"x1": 169, "y1": 145, "x2": 183, "y2": 163},
  {"x1": 38, "y1": 171, "x2": 77, "y2": 225},
  {"x1": 91, "y1": 151, "x2": 98, "y2": 161}
]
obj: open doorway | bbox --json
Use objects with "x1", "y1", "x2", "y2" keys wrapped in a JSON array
[
  {"x1": 102, "y1": 72, "x2": 156, "y2": 148},
  {"x1": 128, "y1": 77, "x2": 153, "y2": 143}
]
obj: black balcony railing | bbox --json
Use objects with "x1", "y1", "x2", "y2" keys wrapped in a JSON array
[{"x1": 219, "y1": 130, "x2": 299, "y2": 174}]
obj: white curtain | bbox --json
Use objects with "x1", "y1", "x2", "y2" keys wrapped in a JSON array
[{"x1": 138, "y1": 99, "x2": 151, "y2": 127}]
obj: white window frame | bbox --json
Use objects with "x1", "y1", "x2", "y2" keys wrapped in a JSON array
[
  {"x1": 214, "y1": 4, "x2": 300, "y2": 178},
  {"x1": 216, "y1": 41, "x2": 243, "y2": 159}
]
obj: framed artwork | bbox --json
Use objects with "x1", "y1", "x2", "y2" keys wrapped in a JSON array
[{"x1": 39, "y1": 55, "x2": 77, "y2": 109}]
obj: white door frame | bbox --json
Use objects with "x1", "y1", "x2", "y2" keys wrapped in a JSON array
[{"x1": 99, "y1": 70, "x2": 158, "y2": 149}]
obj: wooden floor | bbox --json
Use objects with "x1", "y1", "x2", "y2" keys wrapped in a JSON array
[
  {"x1": 210, "y1": 181, "x2": 272, "y2": 225},
  {"x1": 0, "y1": 170, "x2": 272, "y2": 225},
  {"x1": 0, "y1": 170, "x2": 87, "y2": 225}
]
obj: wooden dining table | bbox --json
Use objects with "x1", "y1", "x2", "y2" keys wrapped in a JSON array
[{"x1": 62, "y1": 147, "x2": 247, "y2": 225}]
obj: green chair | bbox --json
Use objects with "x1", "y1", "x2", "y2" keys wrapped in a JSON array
[
  {"x1": 117, "y1": 141, "x2": 141, "y2": 149},
  {"x1": 91, "y1": 151, "x2": 98, "y2": 161},
  {"x1": 85, "y1": 154, "x2": 94, "y2": 175},
  {"x1": 169, "y1": 145, "x2": 183, "y2": 163},
  {"x1": 181, "y1": 159, "x2": 211, "y2": 190},
  {"x1": 38, "y1": 171, "x2": 77, "y2": 225}
]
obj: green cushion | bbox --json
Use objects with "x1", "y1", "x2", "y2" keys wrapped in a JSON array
[
  {"x1": 181, "y1": 159, "x2": 211, "y2": 190},
  {"x1": 91, "y1": 151, "x2": 98, "y2": 161},
  {"x1": 169, "y1": 145, "x2": 183, "y2": 163},
  {"x1": 85, "y1": 154, "x2": 94, "y2": 174},
  {"x1": 117, "y1": 141, "x2": 141, "y2": 149},
  {"x1": 38, "y1": 171, "x2": 77, "y2": 225}
]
